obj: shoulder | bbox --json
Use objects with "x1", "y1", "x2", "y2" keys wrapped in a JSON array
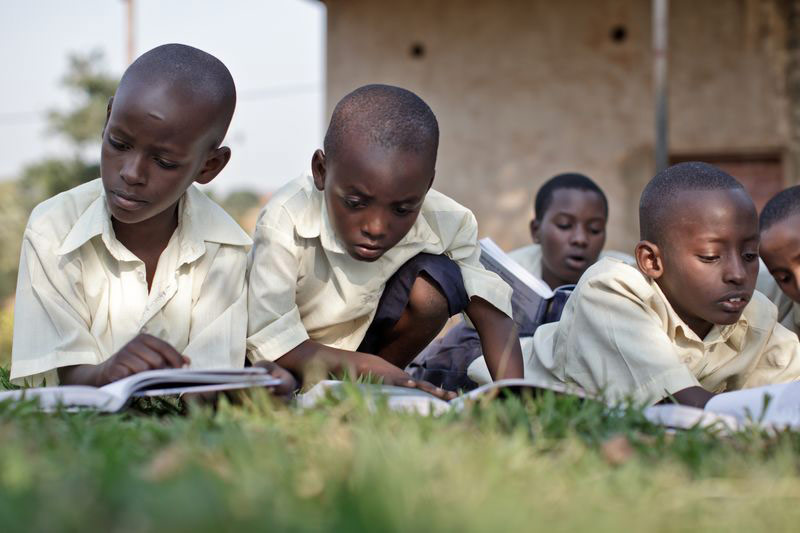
[
  {"x1": 576, "y1": 257, "x2": 655, "y2": 302},
  {"x1": 741, "y1": 289, "x2": 780, "y2": 333},
  {"x1": 599, "y1": 249, "x2": 636, "y2": 266},
  {"x1": 25, "y1": 179, "x2": 103, "y2": 244},
  {"x1": 508, "y1": 244, "x2": 540, "y2": 262},
  {"x1": 185, "y1": 186, "x2": 252, "y2": 247},
  {"x1": 256, "y1": 174, "x2": 318, "y2": 233}
]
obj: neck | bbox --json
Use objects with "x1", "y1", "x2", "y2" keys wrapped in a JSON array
[
  {"x1": 541, "y1": 267, "x2": 570, "y2": 291},
  {"x1": 112, "y1": 202, "x2": 180, "y2": 259}
]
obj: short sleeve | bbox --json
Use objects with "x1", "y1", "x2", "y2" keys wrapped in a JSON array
[
  {"x1": 246, "y1": 216, "x2": 310, "y2": 362},
  {"x1": 10, "y1": 229, "x2": 102, "y2": 386},
  {"x1": 551, "y1": 268, "x2": 700, "y2": 403},
  {"x1": 444, "y1": 210, "x2": 513, "y2": 318}
]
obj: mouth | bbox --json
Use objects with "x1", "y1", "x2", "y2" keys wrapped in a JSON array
[
  {"x1": 717, "y1": 292, "x2": 750, "y2": 313},
  {"x1": 564, "y1": 254, "x2": 589, "y2": 270},
  {"x1": 109, "y1": 189, "x2": 148, "y2": 211},
  {"x1": 352, "y1": 244, "x2": 385, "y2": 261}
]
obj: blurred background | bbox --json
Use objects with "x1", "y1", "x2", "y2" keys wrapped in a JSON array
[{"x1": 2, "y1": 0, "x2": 800, "y2": 360}]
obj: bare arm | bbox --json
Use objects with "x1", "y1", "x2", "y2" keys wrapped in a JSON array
[
  {"x1": 466, "y1": 296, "x2": 524, "y2": 380},
  {"x1": 275, "y1": 339, "x2": 455, "y2": 399}
]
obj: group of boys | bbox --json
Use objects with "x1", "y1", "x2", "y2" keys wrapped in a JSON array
[{"x1": 10, "y1": 43, "x2": 800, "y2": 409}]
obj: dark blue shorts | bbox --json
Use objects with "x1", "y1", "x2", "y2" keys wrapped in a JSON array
[{"x1": 357, "y1": 253, "x2": 470, "y2": 355}]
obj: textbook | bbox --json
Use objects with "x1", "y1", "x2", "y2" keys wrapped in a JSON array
[
  {"x1": 298, "y1": 378, "x2": 587, "y2": 416},
  {"x1": 0, "y1": 367, "x2": 282, "y2": 413},
  {"x1": 478, "y1": 237, "x2": 554, "y2": 335}
]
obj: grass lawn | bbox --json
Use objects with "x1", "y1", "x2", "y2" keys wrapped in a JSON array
[{"x1": 2, "y1": 373, "x2": 800, "y2": 533}]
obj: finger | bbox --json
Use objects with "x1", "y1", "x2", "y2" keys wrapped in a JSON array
[
  {"x1": 137, "y1": 334, "x2": 186, "y2": 368},
  {"x1": 412, "y1": 379, "x2": 453, "y2": 400},
  {"x1": 126, "y1": 342, "x2": 173, "y2": 370},
  {"x1": 116, "y1": 351, "x2": 151, "y2": 375}
]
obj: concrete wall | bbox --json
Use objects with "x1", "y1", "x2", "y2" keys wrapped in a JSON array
[{"x1": 323, "y1": 0, "x2": 788, "y2": 253}]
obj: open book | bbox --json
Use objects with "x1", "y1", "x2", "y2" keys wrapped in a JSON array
[
  {"x1": 0, "y1": 367, "x2": 281, "y2": 413},
  {"x1": 298, "y1": 378, "x2": 587, "y2": 416},
  {"x1": 478, "y1": 238, "x2": 554, "y2": 335}
]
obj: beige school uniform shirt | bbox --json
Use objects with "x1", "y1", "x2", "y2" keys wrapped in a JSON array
[
  {"x1": 10, "y1": 178, "x2": 252, "y2": 386},
  {"x1": 527, "y1": 257, "x2": 800, "y2": 404},
  {"x1": 246, "y1": 174, "x2": 513, "y2": 362},
  {"x1": 756, "y1": 259, "x2": 800, "y2": 337}
]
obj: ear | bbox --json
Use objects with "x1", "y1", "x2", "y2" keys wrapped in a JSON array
[
  {"x1": 101, "y1": 96, "x2": 114, "y2": 138},
  {"x1": 529, "y1": 219, "x2": 541, "y2": 244},
  {"x1": 195, "y1": 146, "x2": 232, "y2": 186},
  {"x1": 635, "y1": 240, "x2": 664, "y2": 279},
  {"x1": 311, "y1": 149, "x2": 327, "y2": 191}
]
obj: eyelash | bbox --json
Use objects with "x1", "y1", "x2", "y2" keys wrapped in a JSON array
[{"x1": 108, "y1": 137, "x2": 178, "y2": 170}]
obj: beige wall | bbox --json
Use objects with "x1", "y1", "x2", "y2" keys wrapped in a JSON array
[{"x1": 323, "y1": 0, "x2": 788, "y2": 253}]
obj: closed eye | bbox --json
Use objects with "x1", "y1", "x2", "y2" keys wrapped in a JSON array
[
  {"x1": 154, "y1": 157, "x2": 178, "y2": 170},
  {"x1": 108, "y1": 136, "x2": 127, "y2": 150},
  {"x1": 698, "y1": 255, "x2": 719, "y2": 262}
]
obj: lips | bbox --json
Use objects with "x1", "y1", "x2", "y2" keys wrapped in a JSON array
[
  {"x1": 564, "y1": 255, "x2": 589, "y2": 270},
  {"x1": 352, "y1": 244, "x2": 384, "y2": 261},
  {"x1": 110, "y1": 189, "x2": 148, "y2": 211},
  {"x1": 717, "y1": 292, "x2": 750, "y2": 313}
]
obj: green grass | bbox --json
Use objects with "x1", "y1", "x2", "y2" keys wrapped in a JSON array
[{"x1": 2, "y1": 381, "x2": 800, "y2": 532}]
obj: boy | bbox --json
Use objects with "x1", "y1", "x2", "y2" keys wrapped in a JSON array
[
  {"x1": 529, "y1": 162, "x2": 800, "y2": 407},
  {"x1": 756, "y1": 186, "x2": 800, "y2": 337},
  {"x1": 412, "y1": 172, "x2": 632, "y2": 389},
  {"x1": 11, "y1": 44, "x2": 293, "y2": 392},
  {"x1": 246, "y1": 84, "x2": 524, "y2": 396}
]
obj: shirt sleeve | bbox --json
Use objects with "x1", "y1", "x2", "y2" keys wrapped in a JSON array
[
  {"x1": 553, "y1": 270, "x2": 700, "y2": 404},
  {"x1": 444, "y1": 209, "x2": 513, "y2": 318},
  {"x1": 10, "y1": 229, "x2": 103, "y2": 386},
  {"x1": 246, "y1": 216, "x2": 310, "y2": 362},
  {"x1": 182, "y1": 243, "x2": 249, "y2": 369}
]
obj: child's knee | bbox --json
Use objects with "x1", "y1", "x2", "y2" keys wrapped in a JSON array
[{"x1": 407, "y1": 273, "x2": 450, "y2": 325}]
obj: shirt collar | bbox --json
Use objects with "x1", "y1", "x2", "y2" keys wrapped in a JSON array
[
  {"x1": 649, "y1": 277, "x2": 748, "y2": 350},
  {"x1": 292, "y1": 177, "x2": 441, "y2": 254},
  {"x1": 57, "y1": 184, "x2": 251, "y2": 263}
]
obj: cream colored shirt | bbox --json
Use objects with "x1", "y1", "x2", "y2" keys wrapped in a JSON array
[
  {"x1": 508, "y1": 243, "x2": 634, "y2": 286},
  {"x1": 11, "y1": 179, "x2": 252, "y2": 386},
  {"x1": 246, "y1": 174, "x2": 513, "y2": 362},
  {"x1": 526, "y1": 257, "x2": 800, "y2": 404},
  {"x1": 756, "y1": 259, "x2": 800, "y2": 337}
]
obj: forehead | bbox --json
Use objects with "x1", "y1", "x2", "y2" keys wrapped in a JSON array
[
  {"x1": 110, "y1": 82, "x2": 218, "y2": 148},
  {"x1": 667, "y1": 188, "x2": 758, "y2": 242},
  {"x1": 329, "y1": 132, "x2": 435, "y2": 199},
  {"x1": 761, "y1": 213, "x2": 800, "y2": 253},
  {"x1": 545, "y1": 188, "x2": 606, "y2": 217}
]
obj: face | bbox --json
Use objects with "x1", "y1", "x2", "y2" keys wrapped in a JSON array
[
  {"x1": 100, "y1": 82, "x2": 228, "y2": 228},
  {"x1": 311, "y1": 133, "x2": 435, "y2": 262},
  {"x1": 639, "y1": 189, "x2": 759, "y2": 338},
  {"x1": 760, "y1": 213, "x2": 800, "y2": 303},
  {"x1": 531, "y1": 188, "x2": 607, "y2": 288}
]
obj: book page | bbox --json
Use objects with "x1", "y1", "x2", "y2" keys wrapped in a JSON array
[
  {"x1": 0, "y1": 386, "x2": 122, "y2": 412},
  {"x1": 705, "y1": 381, "x2": 800, "y2": 429}
]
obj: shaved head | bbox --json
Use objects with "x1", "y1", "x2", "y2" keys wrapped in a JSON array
[
  {"x1": 117, "y1": 43, "x2": 236, "y2": 147},
  {"x1": 639, "y1": 162, "x2": 746, "y2": 245},
  {"x1": 323, "y1": 84, "x2": 439, "y2": 163}
]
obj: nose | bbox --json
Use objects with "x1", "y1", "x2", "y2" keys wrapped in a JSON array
[
  {"x1": 569, "y1": 226, "x2": 588, "y2": 247},
  {"x1": 361, "y1": 211, "x2": 388, "y2": 242},
  {"x1": 119, "y1": 153, "x2": 147, "y2": 186},
  {"x1": 723, "y1": 256, "x2": 747, "y2": 286}
]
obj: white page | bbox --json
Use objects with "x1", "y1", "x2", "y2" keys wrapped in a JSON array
[{"x1": 705, "y1": 381, "x2": 800, "y2": 429}]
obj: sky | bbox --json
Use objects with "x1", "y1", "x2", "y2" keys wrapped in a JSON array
[{"x1": 0, "y1": 0, "x2": 325, "y2": 194}]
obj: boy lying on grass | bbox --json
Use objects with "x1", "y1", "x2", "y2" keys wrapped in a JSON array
[
  {"x1": 529, "y1": 162, "x2": 800, "y2": 407},
  {"x1": 10, "y1": 44, "x2": 294, "y2": 394},
  {"x1": 756, "y1": 186, "x2": 800, "y2": 338},
  {"x1": 411, "y1": 172, "x2": 633, "y2": 389},
  {"x1": 246, "y1": 84, "x2": 523, "y2": 397}
]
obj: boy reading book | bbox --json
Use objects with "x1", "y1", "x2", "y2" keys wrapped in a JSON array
[
  {"x1": 246, "y1": 84, "x2": 523, "y2": 397},
  {"x1": 411, "y1": 172, "x2": 631, "y2": 389},
  {"x1": 10, "y1": 44, "x2": 293, "y2": 391},
  {"x1": 529, "y1": 162, "x2": 800, "y2": 407},
  {"x1": 755, "y1": 186, "x2": 800, "y2": 337}
]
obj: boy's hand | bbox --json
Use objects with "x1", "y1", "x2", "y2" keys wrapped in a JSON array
[
  {"x1": 97, "y1": 334, "x2": 189, "y2": 386},
  {"x1": 358, "y1": 354, "x2": 457, "y2": 400},
  {"x1": 253, "y1": 360, "x2": 300, "y2": 398}
]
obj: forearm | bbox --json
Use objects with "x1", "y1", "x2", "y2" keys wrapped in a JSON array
[
  {"x1": 466, "y1": 297, "x2": 524, "y2": 380},
  {"x1": 274, "y1": 340, "x2": 394, "y2": 381},
  {"x1": 660, "y1": 386, "x2": 714, "y2": 408},
  {"x1": 57, "y1": 363, "x2": 104, "y2": 387}
]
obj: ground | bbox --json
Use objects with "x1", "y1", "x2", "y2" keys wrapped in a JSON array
[{"x1": 1, "y1": 374, "x2": 800, "y2": 532}]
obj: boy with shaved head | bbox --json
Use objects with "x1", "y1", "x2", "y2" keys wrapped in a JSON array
[
  {"x1": 247, "y1": 84, "x2": 523, "y2": 396},
  {"x1": 11, "y1": 44, "x2": 293, "y2": 390},
  {"x1": 529, "y1": 162, "x2": 800, "y2": 407}
]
